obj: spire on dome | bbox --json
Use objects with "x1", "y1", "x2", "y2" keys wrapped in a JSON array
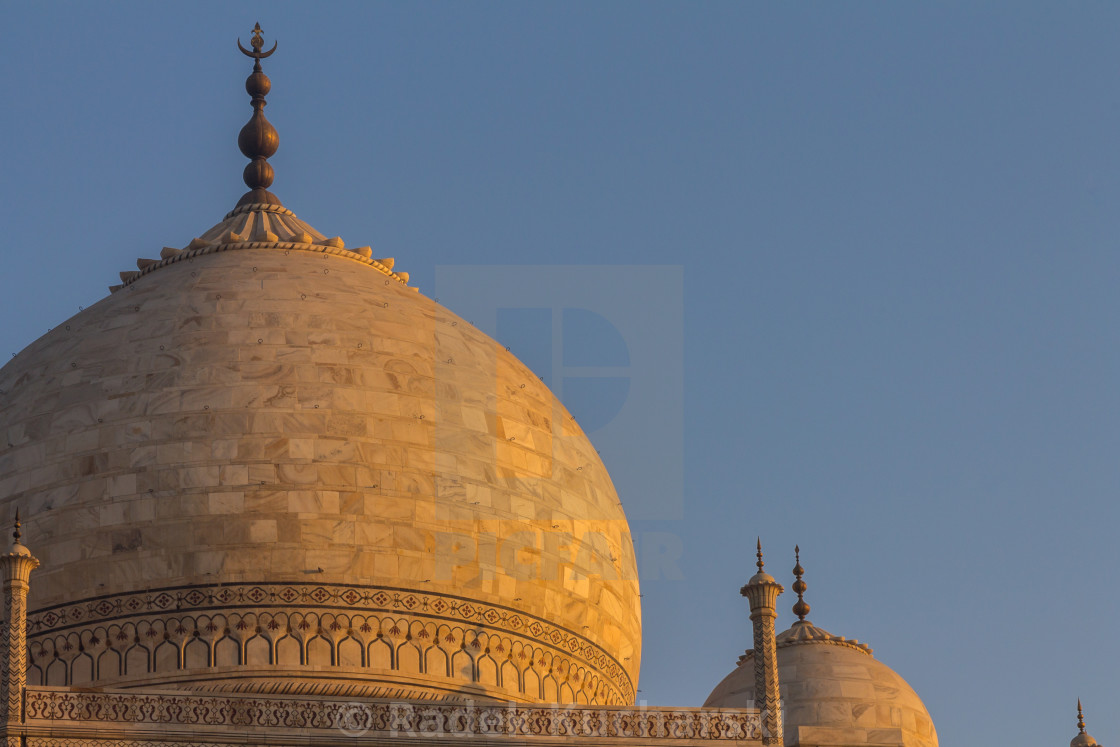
[
  {"x1": 236, "y1": 23, "x2": 281, "y2": 208},
  {"x1": 792, "y1": 545, "x2": 810, "y2": 622},
  {"x1": 1071, "y1": 699, "x2": 1101, "y2": 747},
  {"x1": 755, "y1": 537, "x2": 765, "y2": 574},
  {"x1": 12, "y1": 508, "x2": 20, "y2": 545}
]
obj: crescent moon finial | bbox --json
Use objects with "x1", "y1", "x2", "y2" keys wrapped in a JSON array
[
  {"x1": 238, "y1": 22, "x2": 278, "y2": 60},
  {"x1": 234, "y1": 23, "x2": 282, "y2": 208}
]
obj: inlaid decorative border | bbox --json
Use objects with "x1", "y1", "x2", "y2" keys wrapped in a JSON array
[
  {"x1": 23, "y1": 689, "x2": 761, "y2": 742},
  {"x1": 28, "y1": 582, "x2": 634, "y2": 703}
]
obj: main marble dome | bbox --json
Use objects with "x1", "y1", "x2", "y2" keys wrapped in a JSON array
[{"x1": 0, "y1": 37, "x2": 640, "y2": 704}]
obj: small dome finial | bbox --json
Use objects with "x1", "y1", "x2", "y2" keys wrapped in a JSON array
[
  {"x1": 1071, "y1": 699, "x2": 1101, "y2": 747},
  {"x1": 12, "y1": 508, "x2": 21, "y2": 544},
  {"x1": 792, "y1": 545, "x2": 810, "y2": 622},
  {"x1": 756, "y1": 537, "x2": 764, "y2": 573},
  {"x1": 235, "y1": 23, "x2": 281, "y2": 208}
]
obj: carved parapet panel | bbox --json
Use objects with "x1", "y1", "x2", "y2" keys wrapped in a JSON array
[
  {"x1": 26, "y1": 582, "x2": 633, "y2": 705},
  {"x1": 20, "y1": 689, "x2": 763, "y2": 745}
]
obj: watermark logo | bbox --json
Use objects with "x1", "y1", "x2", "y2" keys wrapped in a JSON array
[
  {"x1": 435, "y1": 265, "x2": 683, "y2": 521},
  {"x1": 337, "y1": 701, "x2": 373, "y2": 738}
]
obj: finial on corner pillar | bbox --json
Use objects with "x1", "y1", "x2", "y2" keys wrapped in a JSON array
[
  {"x1": 741, "y1": 539, "x2": 784, "y2": 745},
  {"x1": 1078, "y1": 699, "x2": 1085, "y2": 733},
  {"x1": 236, "y1": 23, "x2": 282, "y2": 208},
  {"x1": 8, "y1": 509, "x2": 30, "y2": 559},
  {"x1": 792, "y1": 545, "x2": 810, "y2": 623},
  {"x1": 1, "y1": 508, "x2": 39, "y2": 725}
]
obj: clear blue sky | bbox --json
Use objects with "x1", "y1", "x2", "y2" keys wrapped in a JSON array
[{"x1": 3, "y1": 3, "x2": 1119, "y2": 744}]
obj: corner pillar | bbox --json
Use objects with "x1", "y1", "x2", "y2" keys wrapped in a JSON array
[
  {"x1": 0, "y1": 512, "x2": 39, "y2": 735},
  {"x1": 741, "y1": 540, "x2": 783, "y2": 745}
]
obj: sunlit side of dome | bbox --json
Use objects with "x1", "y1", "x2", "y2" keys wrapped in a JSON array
[
  {"x1": 0, "y1": 28, "x2": 640, "y2": 702},
  {"x1": 0, "y1": 23, "x2": 643, "y2": 704},
  {"x1": 0, "y1": 231, "x2": 641, "y2": 704}
]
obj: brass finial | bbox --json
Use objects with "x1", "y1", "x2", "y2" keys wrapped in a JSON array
[
  {"x1": 238, "y1": 23, "x2": 278, "y2": 60},
  {"x1": 1078, "y1": 699, "x2": 1085, "y2": 733},
  {"x1": 235, "y1": 23, "x2": 281, "y2": 208},
  {"x1": 792, "y1": 545, "x2": 810, "y2": 622},
  {"x1": 756, "y1": 537, "x2": 765, "y2": 573},
  {"x1": 12, "y1": 508, "x2": 20, "y2": 544}
]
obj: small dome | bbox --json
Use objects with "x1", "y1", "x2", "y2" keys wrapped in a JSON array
[{"x1": 704, "y1": 622, "x2": 937, "y2": 747}]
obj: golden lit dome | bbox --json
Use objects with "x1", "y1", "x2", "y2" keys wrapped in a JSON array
[
  {"x1": 0, "y1": 26, "x2": 639, "y2": 706},
  {"x1": 704, "y1": 621, "x2": 936, "y2": 747},
  {"x1": 1, "y1": 202, "x2": 640, "y2": 704}
]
